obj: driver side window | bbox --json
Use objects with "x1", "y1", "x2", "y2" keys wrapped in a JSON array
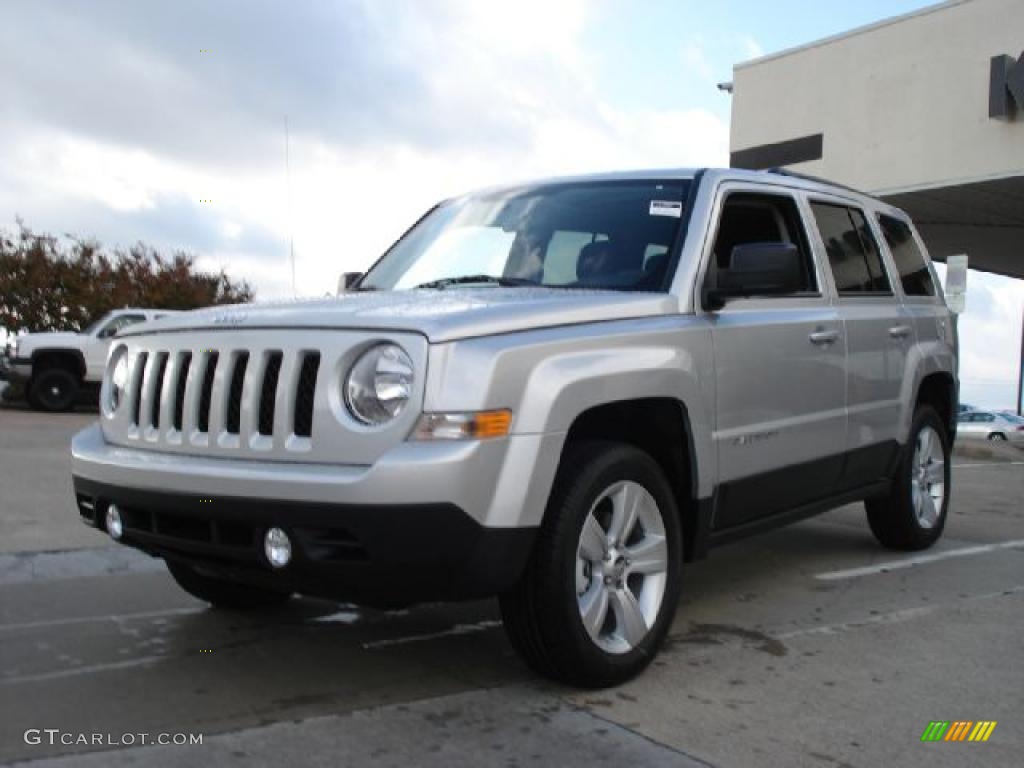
[{"x1": 707, "y1": 192, "x2": 818, "y2": 295}]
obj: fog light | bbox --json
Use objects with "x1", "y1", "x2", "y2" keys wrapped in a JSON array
[
  {"x1": 264, "y1": 527, "x2": 292, "y2": 569},
  {"x1": 106, "y1": 505, "x2": 124, "y2": 540}
]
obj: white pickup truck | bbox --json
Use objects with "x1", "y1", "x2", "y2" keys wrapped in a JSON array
[{"x1": 3, "y1": 309, "x2": 175, "y2": 411}]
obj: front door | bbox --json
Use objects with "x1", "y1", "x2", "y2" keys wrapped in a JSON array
[{"x1": 706, "y1": 187, "x2": 847, "y2": 531}]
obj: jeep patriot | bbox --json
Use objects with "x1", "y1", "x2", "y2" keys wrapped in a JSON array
[{"x1": 71, "y1": 168, "x2": 958, "y2": 686}]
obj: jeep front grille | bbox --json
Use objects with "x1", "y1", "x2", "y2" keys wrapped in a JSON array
[
  {"x1": 122, "y1": 342, "x2": 323, "y2": 453},
  {"x1": 105, "y1": 329, "x2": 426, "y2": 464}
]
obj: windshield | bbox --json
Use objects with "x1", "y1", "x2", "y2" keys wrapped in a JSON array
[
  {"x1": 360, "y1": 179, "x2": 692, "y2": 293},
  {"x1": 80, "y1": 312, "x2": 112, "y2": 335}
]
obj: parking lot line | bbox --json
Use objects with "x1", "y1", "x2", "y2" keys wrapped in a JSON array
[
  {"x1": 1, "y1": 654, "x2": 169, "y2": 686},
  {"x1": 778, "y1": 584, "x2": 1024, "y2": 639},
  {"x1": 0, "y1": 606, "x2": 201, "y2": 633},
  {"x1": 814, "y1": 539, "x2": 1024, "y2": 581},
  {"x1": 362, "y1": 619, "x2": 502, "y2": 650},
  {"x1": 952, "y1": 461, "x2": 1024, "y2": 468}
]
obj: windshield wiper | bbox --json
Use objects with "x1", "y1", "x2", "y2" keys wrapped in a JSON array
[{"x1": 414, "y1": 274, "x2": 537, "y2": 290}]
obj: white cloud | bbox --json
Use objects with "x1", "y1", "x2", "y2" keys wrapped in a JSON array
[
  {"x1": 740, "y1": 34, "x2": 764, "y2": 61},
  {"x1": 680, "y1": 39, "x2": 715, "y2": 83},
  {"x1": 935, "y1": 264, "x2": 1024, "y2": 410},
  {"x1": 0, "y1": 0, "x2": 728, "y2": 303}
]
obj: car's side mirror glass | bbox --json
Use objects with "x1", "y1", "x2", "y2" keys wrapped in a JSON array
[
  {"x1": 705, "y1": 242, "x2": 803, "y2": 310},
  {"x1": 337, "y1": 272, "x2": 364, "y2": 294}
]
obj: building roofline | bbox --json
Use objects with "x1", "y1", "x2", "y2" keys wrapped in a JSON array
[{"x1": 733, "y1": 0, "x2": 972, "y2": 72}]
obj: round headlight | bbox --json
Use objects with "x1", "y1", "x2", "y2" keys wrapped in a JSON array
[
  {"x1": 344, "y1": 344, "x2": 414, "y2": 425},
  {"x1": 104, "y1": 348, "x2": 130, "y2": 414}
]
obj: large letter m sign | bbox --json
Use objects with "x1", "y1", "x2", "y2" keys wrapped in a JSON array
[{"x1": 990, "y1": 51, "x2": 1024, "y2": 120}]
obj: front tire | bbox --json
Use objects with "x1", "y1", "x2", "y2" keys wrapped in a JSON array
[
  {"x1": 865, "y1": 405, "x2": 950, "y2": 551},
  {"x1": 28, "y1": 368, "x2": 79, "y2": 412},
  {"x1": 166, "y1": 560, "x2": 292, "y2": 610},
  {"x1": 500, "y1": 441, "x2": 682, "y2": 688},
  {"x1": 988, "y1": 433, "x2": 1007, "y2": 442}
]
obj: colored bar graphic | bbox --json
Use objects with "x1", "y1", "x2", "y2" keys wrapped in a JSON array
[
  {"x1": 922, "y1": 720, "x2": 997, "y2": 742},
  {"x1": 968, "y1": 721, "x2": 998, "y2": 742},
  {"x1": 944, "y1": 721, "x2": 972, "y2": 741},
  {"x1": 921, "y1": 721, "x2": 949, "y2": 741}
]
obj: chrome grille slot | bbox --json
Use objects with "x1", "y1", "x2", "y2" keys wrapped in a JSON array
[
  {"x1": 130, "y1": 352, "x2": 148, "y2": 427},
  {"x1": 173, "y1": 352, "x2": 192, "y2": 432},
  {"x1": 197, "y1": 351, "x2": 219, "y2": 434},
  {"x1": 226, "y1": 351, "x2": 249, "y2": 435},
  {"x1": 258, "y1": 351, "x2": 283, "y2": 436},
  {"x1": 148, "y1": 352, "x2": 169, "y2": 429},
  {"x1": 294, "y1": 352, "x2": 320, "y2": 438}
]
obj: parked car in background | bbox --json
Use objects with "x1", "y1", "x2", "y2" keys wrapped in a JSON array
[
  {"x1": 2, "y1": 309, "x2": 177, "y2": 412},
  {"x1": 956, "y1": 410, "x2": 1024, "y2": 444}
]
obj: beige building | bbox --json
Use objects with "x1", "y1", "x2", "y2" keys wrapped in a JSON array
[{"x1": 728, "y1": 0, "x2": 1023, "y2": 278}]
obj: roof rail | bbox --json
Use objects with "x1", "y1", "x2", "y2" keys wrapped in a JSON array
[{"x1": 763, "y1": 167, "x2": 869, "y2": 197}]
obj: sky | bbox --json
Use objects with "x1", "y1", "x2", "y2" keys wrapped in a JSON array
[{"x1": 0, "y1": 0, "x2": 1020, "y2": 409}]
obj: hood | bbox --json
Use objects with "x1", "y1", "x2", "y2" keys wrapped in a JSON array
[
  {"x1": 19, "y1": 331, "x2": 83, "y2": 351},
  {"x1": 125, "y1": 288, "x2": 679, "y2": 343}
]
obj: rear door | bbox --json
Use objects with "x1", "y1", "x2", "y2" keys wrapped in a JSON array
[
  {"x1": 875, "y1": 211, "x2": 951, "y2": 386},
  {"x1": 807, "y1": 198, "x2": 907, "y2": 487},
  {"x1": 704, "y1": 184, "x2": 846, "y2": 530}
]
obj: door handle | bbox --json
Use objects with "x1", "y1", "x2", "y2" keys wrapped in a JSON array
[
  {"x1": 888, "y1": 325, "x2": 912, "y2": 339},
  {"x1": 809, "y1": 330, "x2": 839, "y2": 345}
]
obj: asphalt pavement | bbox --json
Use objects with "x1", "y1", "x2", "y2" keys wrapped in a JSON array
[{"x1": 1, "y1": 407, "x2": 1021, "y2": 767}]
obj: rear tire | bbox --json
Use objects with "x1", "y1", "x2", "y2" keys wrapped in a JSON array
[
  {"x1": 865, "y1": 405, "x2": 950, "y2": 551},
  {"x1": 988, "y1": 433, "x2": 1007, "y2": 442},
  {"x1": 29, "y1": 367, "x2": 79, "y2": 412},
  {"x1": 500, "y1": 440, "x2": 682, "y2": 688},
  {"x1": 166, "y1": 560, "x2": 292, "y2": 610}
]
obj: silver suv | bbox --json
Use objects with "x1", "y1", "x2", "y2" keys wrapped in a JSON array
[{"x1": 71, "y1": 168, "x2": 958, "y2": 687}]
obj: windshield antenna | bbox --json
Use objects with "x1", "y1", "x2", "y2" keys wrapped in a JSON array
[{"x1": 285, "y1": 114, "x2": 296, "y2": 297}]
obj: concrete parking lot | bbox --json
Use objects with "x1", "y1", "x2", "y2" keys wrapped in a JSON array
[{"x1": 1, "y1": 408, "x2": 1021, "y2": 767}]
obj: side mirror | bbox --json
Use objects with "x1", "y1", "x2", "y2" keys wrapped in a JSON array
[
  {"x1": 705, "y1": 242, "x2": 803, "y2": 310},
  {"x1": 337, "y1": 272, "x2": 364, "y2": 295}
]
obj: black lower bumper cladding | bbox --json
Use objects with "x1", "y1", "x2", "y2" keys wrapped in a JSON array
[{"x1": 72, "y1": 476, "x2": 536, "y2": 607}]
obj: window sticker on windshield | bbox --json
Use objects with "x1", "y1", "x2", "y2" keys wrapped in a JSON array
[{"x1": 649, "y1": 200, "x2": 682, "y2": 218}]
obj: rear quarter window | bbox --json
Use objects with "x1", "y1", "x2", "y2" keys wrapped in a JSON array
[{"x1": 877, "y1": 214, "x2": 936, "y2": 297}]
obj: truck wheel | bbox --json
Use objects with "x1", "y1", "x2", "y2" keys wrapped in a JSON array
[
  {"x1": 28, "y1": 367, "x2": 79, "y2": 412},
  {"x1": 987, "y1": 433, "x2": 1007, "y2": 442},
  {"x1": 865, "y1": 405, "x2": 950, "y2": 551},
  {"x1": 500, "y1": 441, "x2": 682, "y2": 688},
  {"x1": 166, "y1": 561, "x2": 292, "y2": 610}
]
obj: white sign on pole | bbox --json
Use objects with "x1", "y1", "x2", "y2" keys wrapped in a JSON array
[{"x1": 944, "y1": 254, "x2": 968, "y2": 314}]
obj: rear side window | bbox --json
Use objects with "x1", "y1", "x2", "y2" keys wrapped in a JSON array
[
  {"x1": 877, "y1": 214, "x2": 935, "y2": 297},
  {"x1": 811, "y1": 202, "x2": 891, "y2": 294}
]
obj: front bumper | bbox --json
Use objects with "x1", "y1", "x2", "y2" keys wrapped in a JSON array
[
  {"x1": 0, "y1": 356, "x2": 30, "y2": 383},
  {"x1": 70, "y1": 423, "x2": 557, "y2": 605},
  {"x1": 73, "y1": 476, "x2": 534, "y2": 605}
]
